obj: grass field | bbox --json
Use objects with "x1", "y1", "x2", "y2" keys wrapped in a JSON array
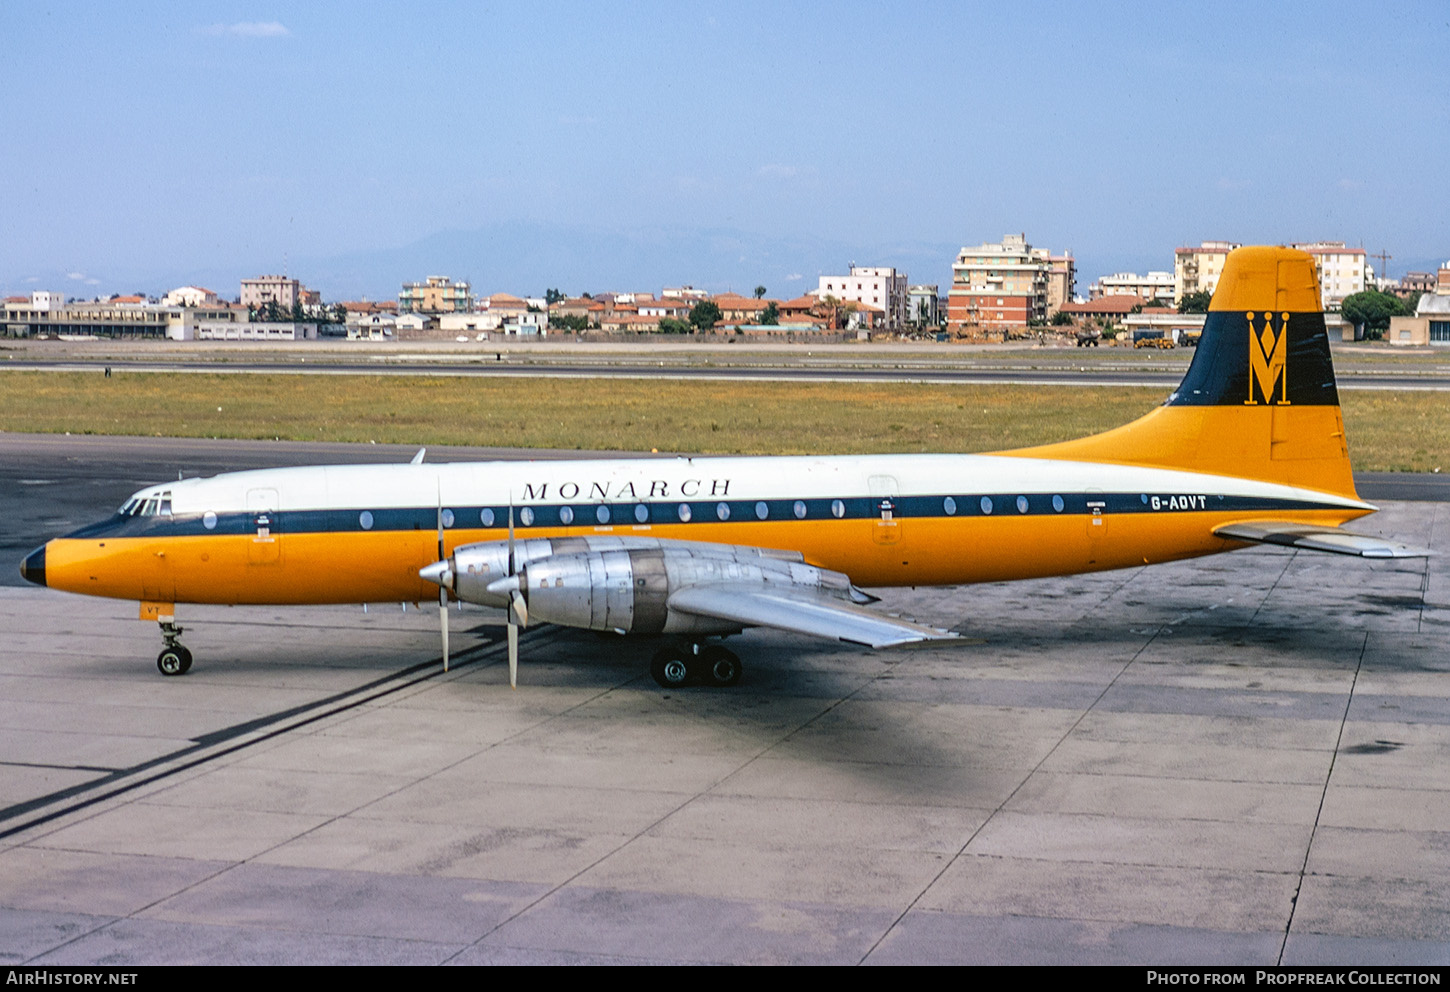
[{"x1": 0, "y1": 371, "x2": 1444, "y2": 472}]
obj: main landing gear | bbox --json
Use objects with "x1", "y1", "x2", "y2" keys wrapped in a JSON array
[
  {"x1": 649, "y1": 642, "x2": 743, "y2": 689},
  {"x1": 156, "y1": 621, "x2": 192, "y2": 676}
]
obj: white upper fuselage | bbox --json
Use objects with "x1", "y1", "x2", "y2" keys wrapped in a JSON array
[{"x1": 146, "y1": 453, "x2": 1371, "y2": 519}]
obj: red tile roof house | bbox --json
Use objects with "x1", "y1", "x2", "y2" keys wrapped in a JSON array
[{"x1": 1056, "y1": 296, "x2": 1173, "y2": 322}]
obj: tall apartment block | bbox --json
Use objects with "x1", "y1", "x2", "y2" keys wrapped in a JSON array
[
  {"x1": 1173, "y1": 241, "x2": 1242, "y2": 305},
  {"x1": 241, "y1": 275, "x2": 318, "y2": 310},
  {"x1": 947, "y1": 234, "x2": 1074, "y2": 330},
  {"x1": 399, "y1": 276, "x2": 472, "y2": 314}
]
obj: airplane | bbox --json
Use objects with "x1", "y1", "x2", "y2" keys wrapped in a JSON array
[{"x1": 17, "y1": 246, "x2": 1431, "y2": 688}]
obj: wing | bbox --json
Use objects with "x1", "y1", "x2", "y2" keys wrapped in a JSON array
[
  {"x1": 668, "y1": 584, "x2": 957, "y2": 649},
  {"x1": 1214, "y1": 521, "x2": 1434, "y2": 559}
]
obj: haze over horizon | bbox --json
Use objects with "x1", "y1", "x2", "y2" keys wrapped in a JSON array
[{"x1": 4, "y1": 1, "x2": 1447, "y2": 302}]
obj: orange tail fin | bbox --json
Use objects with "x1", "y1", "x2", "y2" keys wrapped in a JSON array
[{"x1": 1005, "y1": 246, "x2": 1358, "y2": 499}]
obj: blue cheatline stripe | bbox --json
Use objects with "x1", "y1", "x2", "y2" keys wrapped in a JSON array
[{"x1": 63, "y1": 491, "x2": 1346, "y2": 541}]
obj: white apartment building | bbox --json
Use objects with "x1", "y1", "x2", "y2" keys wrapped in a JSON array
[
  {"x1": 816, "y1": 265, "x2": 907, "y2": 328},
  {"x1": 29, "y1": 291, "x2": 65, "y2": 311},
  {"x1": 1290, "y1": 242, "x2": 1372, "y2": 309},
  {"x1": 163, "y1": 286, "x2": 221, "y2": 307},
  {"x1": 1091, "y1": 271, "x2": 1175, "y2": 302},
  {"x1": 906, "y1": 285, "x2": 940, "y2": 325}
]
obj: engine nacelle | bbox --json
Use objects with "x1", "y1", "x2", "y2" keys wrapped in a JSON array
[
  {"x1": 430, "y1": 537, "x2": 861, "y2": 636},
  {"x1": 520, "y1": 546, "x2": 846, "y2": 635}
]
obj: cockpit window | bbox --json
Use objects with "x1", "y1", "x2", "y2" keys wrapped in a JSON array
[{"x1": 119, "y1": 492, "x2": 173, "y2": 516}]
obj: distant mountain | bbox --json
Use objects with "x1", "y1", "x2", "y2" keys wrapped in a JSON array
[{"x1": 295, "y1": 221, "x2": 961, "y2": 301}]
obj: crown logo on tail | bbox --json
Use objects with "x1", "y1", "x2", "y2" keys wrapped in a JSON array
[{"x1": 1246, "y1": 311, "x2": 1290, "y2": 405}]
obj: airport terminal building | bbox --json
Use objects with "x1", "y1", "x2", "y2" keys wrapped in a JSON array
[{"x1": 1, "y1": 292, "x2": 321, "y2": 341}]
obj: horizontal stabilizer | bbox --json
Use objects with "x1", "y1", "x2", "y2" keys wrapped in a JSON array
[
  {"x1": 668, "y1": 585, "x2": 957, "y2": 648},
  {"x1": 1214, "y1": 521, "x2": 1434, "y2": 558}
]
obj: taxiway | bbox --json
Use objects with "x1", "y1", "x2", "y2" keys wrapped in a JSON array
[{"x1": 1, "y1": 436, "x2": 1447, "y2": 965}]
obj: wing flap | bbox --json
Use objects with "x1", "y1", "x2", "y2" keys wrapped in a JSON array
[
  {"x1": 1214, "y1": 521, "x2": 1433, "y2": 558},
  {"x1": 668, "y1": 585, "x2": 956, "y2": 648}
]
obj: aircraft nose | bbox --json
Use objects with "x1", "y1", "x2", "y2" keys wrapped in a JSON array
[{"x1": 19, "y1": 545, "x2": 46, "y2": 587}]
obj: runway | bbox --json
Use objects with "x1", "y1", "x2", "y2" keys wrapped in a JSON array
[
  {"x1": 2, "y1": 435, "x2": 1449, "y2": 964},
  {"x1": 9, "y1": 350, "x2": 1450, "y2": 390}
]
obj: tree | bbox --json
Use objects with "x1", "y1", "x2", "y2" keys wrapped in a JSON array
[
  {"x1": 760, "y1": 301, "x2": 779, "y2": 326},
  {"x1": 549, "y1": 314, "x2": 589, "y2": 332},
  {"x1": 814, "y1": 294, "x2": 857, "y2": 329},
  {"x1": 688, "y1": 300, "x2": 722, "y2": 332},
  {"x1": 1340, "y1": 289, "x2": 1409, "y2": 340},
  {"x1": 753, "y1": 285, "x2": 767, "y2": 299},
  {"x1": 1051, "y1": 310, "x2": 1073, "y2": 326},
  {"x1": 1178, "y1": 290, "x2": 1212, "y2": 314},
  {"x1": 545, "y1": 288, "x2": 565, "y2": 305},
  {"x1": 657, "y1": 317, "x2": 692, "y2": 334}
]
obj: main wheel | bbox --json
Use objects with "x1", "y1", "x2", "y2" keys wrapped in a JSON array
[
  {"x1": 650, "y1": 648, "x2": 691, "y2": 688},
  {"x1": 700, "y1": 646, "x2": 742, "y2": 687},
  {"x1": 157, "y1": 645, "x2": 193, "y2": 677}
]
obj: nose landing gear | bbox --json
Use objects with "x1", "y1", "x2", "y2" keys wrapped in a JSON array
[{"x1": 156, "y1": 621, "x2": 192, "y2": 676}]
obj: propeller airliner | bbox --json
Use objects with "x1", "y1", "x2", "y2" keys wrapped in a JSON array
[{"x1": 19, "y1": 247, "x2": 1430, "y2": 687}]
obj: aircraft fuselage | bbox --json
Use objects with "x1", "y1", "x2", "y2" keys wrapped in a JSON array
[{"x1": 29, "y1": 452, "x2": 1370, "y2": 607}]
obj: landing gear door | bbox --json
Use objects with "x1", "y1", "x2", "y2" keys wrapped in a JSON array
[{"x1": 247, "y1": 488, "x2": 281, "y2": 565}]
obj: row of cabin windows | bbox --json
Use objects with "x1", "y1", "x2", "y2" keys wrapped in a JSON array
[
  {"x1": 120, "y1": 493, "x2": 1076, "y2": 528},
  {"x1": 352, "y1": 495, "x2": 1069, "y2": 530}
]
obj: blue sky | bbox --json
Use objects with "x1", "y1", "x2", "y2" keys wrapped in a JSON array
[{"x1": 3, "y1": 1, "x2": 1446, "y2": 301}]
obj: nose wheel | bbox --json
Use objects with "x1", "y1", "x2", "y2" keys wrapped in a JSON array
[
  {"x1": 156, "y1": 621, "x2": 192, "y2": 676},
  {"x1": 649, "y1": 643, "x2": 742, "y2": 688}
]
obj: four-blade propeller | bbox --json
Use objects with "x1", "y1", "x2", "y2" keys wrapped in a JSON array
[{"x1": 421, "y1": 485, "x2": 528, "y2": 688}]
